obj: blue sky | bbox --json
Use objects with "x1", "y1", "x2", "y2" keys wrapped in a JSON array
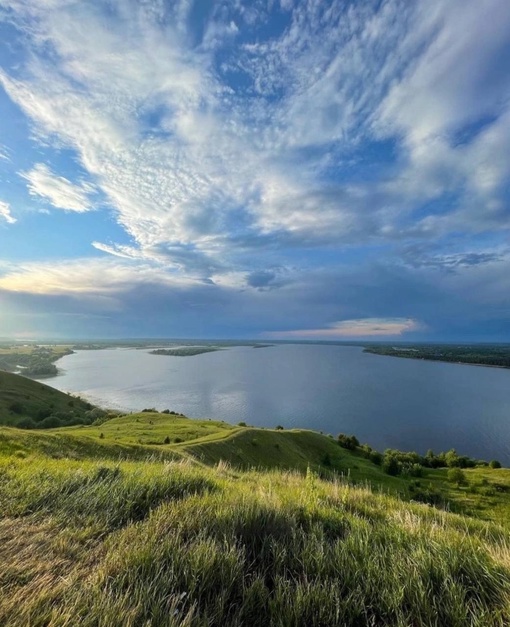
[{"x1": 0, "y1": 0, "x2": 509, "y2": 340}]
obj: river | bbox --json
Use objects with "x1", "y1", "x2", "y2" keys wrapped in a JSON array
[{"x1": 45, "y1": 344, "x2": 510, "y2": 464}]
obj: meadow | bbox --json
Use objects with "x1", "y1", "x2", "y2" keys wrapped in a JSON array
[{"x1": 2, "y1": 373, "x2": 510, "y2": 625}]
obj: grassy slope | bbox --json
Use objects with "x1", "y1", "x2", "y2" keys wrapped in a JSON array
[
  {"x1": 57, "y1": 411, "x2": 239, "y2": 445},
  {"x1": 1, "y1": 452, "x2": 510, "y2": 626},
  {"x1": 3, "y1": 409, "x2": 510, "y2": 526},
  {"x1": 1, "y1": 374, "x2": 510, "y2": 624},
  {"x1": 0, "y1": 370, "x2": 93, "y2": 427}
]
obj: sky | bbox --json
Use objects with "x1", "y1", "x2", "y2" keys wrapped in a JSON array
[{"x1": 0, "y1": 0, "x2": 509, "y2": 341}]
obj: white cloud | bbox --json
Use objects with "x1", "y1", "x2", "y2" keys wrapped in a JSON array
[
  {"x1": 20, "y1": 163, "x2": 96, "y2": 213},
  {"x1": 371, "y1": 0, "x2": 510, "y2": 232},
  {"x1": 265, "y1": 318, "x2": 422, "y2": 339},
  {"x1": 0, "y1": 0, "x2": 508, "y2": 283},
  {"x1": 374, "y1": 0, "x2": 510, "y2": 145},
  {"x1": 0, "y1": 200, "x2": 16, "y2": 224},
  {"x1": 0, "y1": 257, "x2": 195, "y2": 295}
]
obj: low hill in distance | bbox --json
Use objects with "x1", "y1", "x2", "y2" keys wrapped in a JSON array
[
  {"x1": 0, "y1": 370, "x2": 107, "y2": 429},
  {"x1": 2, "y1": 371, "x2": 510, "y2": 625},
  {"x1": 0, "y1": 344, "x2": 73, "y2": 377}
]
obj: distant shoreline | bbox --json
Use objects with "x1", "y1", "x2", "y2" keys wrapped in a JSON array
[{"x1": 364, "y1": 348, "x2": 510, "y2": 371}]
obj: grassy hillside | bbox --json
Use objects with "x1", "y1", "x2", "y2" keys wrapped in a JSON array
[
  {"x1": 54, "y1": 411, "x2": 510, "y2": 525},
  {"x1": 56, "y1": 410, "x2": 239, "y2": 445},
  {"x1": 0, "y1": 371, "x2": 104, "y2": 428},
  {"x1": 2, "y1": 376, "x2": 510, "y2": 624},
  {"x1": 1, "y1": 450, "x2": 510, "y2": 626}
]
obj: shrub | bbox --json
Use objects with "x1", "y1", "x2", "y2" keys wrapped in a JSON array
[
  {"x1": 9, "y1": 401, "x2": 24, "y2": 414},
  {"x1": 359, "y1": 444, "x2": 373, "y2": 458},
  {"x1": 337, "y1": 433, "x2": 359, "y2": 450},
  {"x1": 321, "y1": 453, "x2": 332, "y2": 467},
  {"x1": 369, "y1": 450, "x2": 383, "y2": 465},
  {"x1": 275, "y1": 425, "x2": 284, "y2": 430},
  {"x1": 406, "y1": 463, "x2": 424, "y2": 478},
  {"x1": 17, "y1": 417, "x2": 36, "y2": 429},
  {"x1": 238, "y1": 421, "x2": 247, "y2": 427},
  {"x1": 164, "y1": 436, "x2": 171, "y2": 444},
  {"x1": 490, "y1": 460, "x2": 502, "y2": 469},
  {"x1": 382, "y1": 453, "x2": 401, "y2": 476},
  {"x1": 445, "y1": 449, "x2": 462, "y2": 468},
  {"x1": 448, "y1": 467, "x2": 467, "y2": 486},
  {"x1": 410, "y1": 486, "x2": 444, "y2": 506},
  {"x1": 36, "y1": 415, "x2": 62, "y2": 428},
  {"x1": 36, "y1": 407, "x2": 52, "y2": 421}
]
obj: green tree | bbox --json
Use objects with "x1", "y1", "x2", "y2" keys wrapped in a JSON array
[
  {"x1": 445, "y1": 449, "x2": 461, "y2": 468},
  {"x1": 383, "y1": 453, "x2": 401, "y2": 476}
]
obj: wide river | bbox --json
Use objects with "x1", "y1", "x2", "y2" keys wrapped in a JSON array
[{"x1": 46, "y1": 344, "x2": 510, "y2": 464}]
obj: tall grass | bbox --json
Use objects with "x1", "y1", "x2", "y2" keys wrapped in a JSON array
[
  {"x1": 1, "y1": 458, "x2": 510, "y2": 626},
  {"x1": 0, "y1": 457, "x2": 215, "y2": 531}
]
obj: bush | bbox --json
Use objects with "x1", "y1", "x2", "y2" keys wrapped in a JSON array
[
  {"x1": 9, "y1": 401, "x2": 24, "y2": 414},
  {"x1": 448, "y1": 468, "x2": 467, "y2": 486},
  {"x1": 489, "y1": 460, "x2": 502, "y2": 469},
  {"x1": 382, "y1": 454, "x2": 401, "y2": 476},
  {"x1": 410, "y1": 485, "x2": 444, "y2": 506},
  {"x1": 38, "y1": 415, "x2": 63, "y2": 429},
  {"x1": 321, "y1": 453, "x2": 332, "y2": 467},
  {"x1": 445, "y1": 449, "x2": 462, "y2": 468},
  {"x1": 164, "y1": 436, "x2": 171, "y2": 444},
  {"x1": 359, "y1": 444, "x2": 373, "y2": 458},
  {"x1": 36, "y1": 407, "x2": 52, "y2": 421},
  {"x1": 16, "y1": 417, "x2": 36, "y2": 429},
  {"x1": 337, "y1": 434, "x2": 359, "y2": 450},
  {"x1": 238, "y1": 422, "x2": 247, "y2": 427},
  {"x1": 405, "y1": 463, "x2": 424, "y2": 478},
  {"x1": 275, "y1": 425, "x2": 284, "y2": 430},
  {"x1": 369, "y1": 450, "x2": 383, "y2": 465}
]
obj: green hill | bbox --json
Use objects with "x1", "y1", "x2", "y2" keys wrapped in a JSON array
[
  {"x1": 0, "y1": 370, "x2": 104, "y2": 428},
  {"x1": 2, "y1": 375, "x2": 510, "y2": 625},
  {"x1": 1, "y1": 439, "x2": 510, "y2": 626}
]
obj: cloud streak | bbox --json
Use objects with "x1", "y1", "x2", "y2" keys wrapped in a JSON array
[
  {"x1": 265, "y1": 318, "x2": 422, "y2": 340},
  {"x1": 0, "y1": 200, "x2": 16, "y2": 224},
  {"x1": 20, "y1": 163, "x2": 96, "y2": 213}
]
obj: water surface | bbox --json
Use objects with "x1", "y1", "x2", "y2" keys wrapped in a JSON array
[{"x1": 46, "y1": 344, "x2": 510, "y2": 463}]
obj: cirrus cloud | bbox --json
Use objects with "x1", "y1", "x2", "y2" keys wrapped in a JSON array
[
  {"x1": 0, "y1": 200, "x2": 16, "y2": 224},
  {"x1": 20, "y1": 163, "x2": 96, "y2": 213}
]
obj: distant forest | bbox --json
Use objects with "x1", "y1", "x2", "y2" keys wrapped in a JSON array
[{"x1": 364, "y1": 344, "x2": 510, "y2": 368}]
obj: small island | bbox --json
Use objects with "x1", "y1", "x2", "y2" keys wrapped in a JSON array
[{"x1": 149, "y1": 347, "x2": 223, "y2": 357}]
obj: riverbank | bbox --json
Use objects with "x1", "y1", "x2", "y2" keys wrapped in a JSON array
[{"x1": 364, "y1": 344, "x2": 510, "y2": 369}]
